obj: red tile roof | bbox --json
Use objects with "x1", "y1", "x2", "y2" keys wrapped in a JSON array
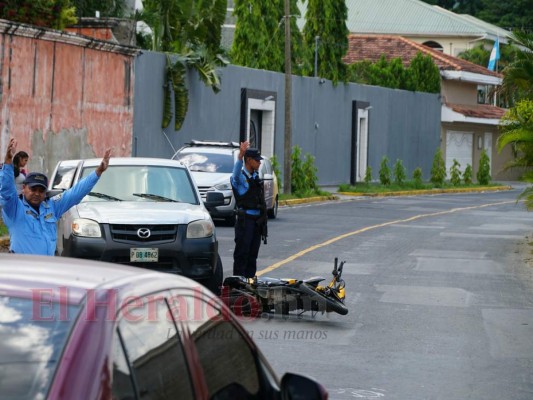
[
  {"x1": 344, "y1": 34, "x2": 502, "y2": 78},
  {"x1": 446, "y1": 102, "x2": 507, "y2": 119}
]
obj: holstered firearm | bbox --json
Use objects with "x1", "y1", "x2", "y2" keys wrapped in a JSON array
[{"x1": 257, "y1": 204, "x2": 268, "y2": 245}]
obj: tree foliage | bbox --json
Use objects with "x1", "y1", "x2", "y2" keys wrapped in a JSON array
[
  {"x1": 231, "y1": 0, "x2": 304, "y2": 73},
  {"x1": 420, "y1": 0, "x2": 533, "y2": 30},
  {"x1": 347, "y1": 53, "x2": 440, "y2": 93},
  {"x1": 302, "y1": 0, "x2": 348, "y2": 84},
  {"x1": 500, "y1": 31, "x2": 533, "y2": 103},
  {"x1": 72, "y1": 0, "x2": 128, "y2": 18},
  {"x1": 497, "y1": 100, "x2": 533, "y2": 169},
  {"x1": 0, "y1": 0, "x2": 77, "y2": 30}
]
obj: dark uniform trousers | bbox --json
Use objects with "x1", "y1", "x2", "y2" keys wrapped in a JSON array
[{"x1": 233, "y1": 214, "x2": 262, "y2": 278}]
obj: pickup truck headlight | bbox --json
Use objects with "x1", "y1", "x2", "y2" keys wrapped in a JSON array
[
  {"x1": 72, "y1": 218, "x2": 102, "y2": 238},
  {"x1": 214, "y1": 183, "x2": 231, "y2": 191},
  {"x1": 187, "y1": 220, "x2": 214, "y2": 239}
]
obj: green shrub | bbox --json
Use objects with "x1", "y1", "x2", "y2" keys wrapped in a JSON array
[
  {"x1": 463, "y1": 164, "x2": 473, "y2": 185},
  {"x1": 291, "y1": 145, "x2": 306, "y2": 194},
  {"x1": 477, "y1": 149, "x2": 491, "y2": 185},
  {"x1": 430, "y1": 148, "x2": 446, "y2": 187},
  {"x1": 412, "y1": 167, "x2": 423, "y2": 189},
  {"x1": 379, "y1": 156, "x2": 391, "y2": 186},
  {"x1": 290, "y1": 145, "x2": 320, "y2": 195},
  {"x1": 364, "y1": 166, "x2": 372, "y2": 185},
  {"x1": 449, "y1": 159, "x2": 462, "y2": 186},
  {"x1": 393, "y1": 159, "x2": 406, "y2": 185},
  {"x1": 302, "y1": 153, "x2": 319, "y2": 192}
]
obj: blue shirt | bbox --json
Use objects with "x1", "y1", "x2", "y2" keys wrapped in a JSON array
[
  {"x1": 0, "y1": 163, "x2": 100, "y2": 255},
  {"x1": 230, "y1": 159, "x2": 260, "y2": 216}
]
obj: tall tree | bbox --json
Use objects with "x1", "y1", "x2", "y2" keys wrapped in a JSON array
[
  {"x1": 137, "y1": 0, "x2": 228, "y2": 130},
  {"x1": 302, "y1": 0, "x2": 348, "y2": 84},
  {"x1": 231, "y1": 0, "x2": 303, "y2": 73},
  {"x1": 500, "y1": 30, "x2": 533, "y2": 102}
]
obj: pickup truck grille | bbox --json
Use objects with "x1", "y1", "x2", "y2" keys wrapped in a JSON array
[
  {"x1": 110, "y1": 224, "x2": 178, "y2": 243},
  {"x1": 196, "y1": 186, "x2": 213, "y2": 201}
]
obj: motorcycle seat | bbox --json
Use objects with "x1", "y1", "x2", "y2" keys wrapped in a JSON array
[{"x1": 303, "y1": 276, "x2": 325, "y2": 285}]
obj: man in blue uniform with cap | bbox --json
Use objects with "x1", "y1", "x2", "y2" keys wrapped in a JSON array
[
  {"x1": 1, "y1": 138, "x2": 111, "y2": 255},
  {"x1": 230, "y1": 141, "x2": 268, "y2": 278}
]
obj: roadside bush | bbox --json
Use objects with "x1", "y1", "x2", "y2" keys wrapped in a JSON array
[
  {"x1": 302, "y1": 153, "x2": 319, "y2": 192},
  {"x1": 463, "y1": 164, "x2": 473, "y2": 185},
  {"x1": 364, "y1": 166, "x2": 372, "y2": 185},
  {"x1": 412, "y1": 167, "x2": 423, "y2": 189},
  {"x1": 379, "y1": 156, "x2": 391, "y2": 185},
  {"x1": 477, "y1": 149, "x2": 491, "y2": 185},
  {"x1": 290, "y1": 145, "x2": 320, "y2": 196},
  {"x1": 430, "y1": 148, "x2": 446, "y2": 187},
  {"x1": 393, "y1": 159, "x2": 406, "y2": 185},
  {"x1": 449, "y1": 159, "x2": 461, "y2": 186},
  {"x1": 291, "y1": 146, "x2": 306, "y2": 193}
]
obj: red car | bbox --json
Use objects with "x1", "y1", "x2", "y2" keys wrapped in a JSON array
[{"x1": 0, "y1": 254, "x2": 327, "y2": 400}]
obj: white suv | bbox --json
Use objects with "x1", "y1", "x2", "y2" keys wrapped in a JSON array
[
  {"x1": 48, "y1": 157, "x2": 224, "y2": 294},
  {"x1": 172, "y1": 140, "x2": 279, "y2": 225}
]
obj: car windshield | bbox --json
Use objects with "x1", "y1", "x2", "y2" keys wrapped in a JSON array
[
  {"x1": 175, "y1": 151, "x2": 234, "y2": 173},
  {"x1": 0, "y1": 296, "x2": 80, "y2": 399},
  {"x1": 79, "y1": 165, "x2": 198, "y2": 204}
]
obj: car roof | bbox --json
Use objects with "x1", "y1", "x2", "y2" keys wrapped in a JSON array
[
  {"x1": 59, "y1": 157, "x2": 188, "y2": 168},
  {"x1": 0, "y1": 254, "x2": 204, "y2": 304}
]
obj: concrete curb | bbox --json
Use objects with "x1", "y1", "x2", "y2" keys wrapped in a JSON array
[
  {"x1": 279, "y1": 195, "x2": 338, "y2": 206},
  {"x1": 337, "y1": 185, "x2": 513, "y2": 198},
  {"x1": 278, "y1": 185, "x2": 513, "y2": 206}
]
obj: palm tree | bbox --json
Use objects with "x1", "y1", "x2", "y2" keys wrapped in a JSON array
[
  {"x1": 499, "y1": 30, "x2": 533, "y2": 104},
  {"x1": 137, "y1": 0, "x2": 228, "y2": 130}
]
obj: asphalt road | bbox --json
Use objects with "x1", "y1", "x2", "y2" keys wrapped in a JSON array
[{"x1": 216, "y1": 187, "x2": 533, "y2": 400}]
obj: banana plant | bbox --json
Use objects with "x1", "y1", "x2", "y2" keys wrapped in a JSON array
[{"x1": 138, "y1": 0, "x2": 228, "y2": 130}]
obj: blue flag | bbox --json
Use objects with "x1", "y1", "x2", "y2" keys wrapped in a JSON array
[{"x1": 487, "y1": 38, "x2": 500, "y2": 71}]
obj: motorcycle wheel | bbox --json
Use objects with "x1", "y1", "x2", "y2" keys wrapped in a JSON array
[{"x1": 298, "y1": 283, "x2": 349, "y2": 315}]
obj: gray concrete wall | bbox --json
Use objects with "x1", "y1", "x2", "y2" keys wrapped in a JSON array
[{"x1": 133, "y1": 51, "x2": 441, "y2": 186}]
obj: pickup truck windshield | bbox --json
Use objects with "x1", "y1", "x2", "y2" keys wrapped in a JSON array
[{"x1": 80, "y1": 165, "x2": 198, "y2": 204}]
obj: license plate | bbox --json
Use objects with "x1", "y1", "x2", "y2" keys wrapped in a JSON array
[{"x1": 130, "y1": 248, "x2": 158, "y2": 262}]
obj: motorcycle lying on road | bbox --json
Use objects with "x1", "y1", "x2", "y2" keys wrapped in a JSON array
[{"x1": 221, "y1": 258, "x2": 348, "y2": 317}]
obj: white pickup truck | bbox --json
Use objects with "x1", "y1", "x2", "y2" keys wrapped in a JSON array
[{"x1": 48, "y1": 156, "x2": 224, "y2": 294}]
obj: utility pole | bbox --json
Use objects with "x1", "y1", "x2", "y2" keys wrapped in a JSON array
[{"x1": 283, "y1": 0, "x2": 292, "y2": 194}]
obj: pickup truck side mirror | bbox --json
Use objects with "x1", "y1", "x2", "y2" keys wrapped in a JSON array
[
  {"x1": 280, "y1": 372, "x2": 328, "y2": 400},
  {"x1": 204, "y1": 192, "x2": 225, "y2": 209}
]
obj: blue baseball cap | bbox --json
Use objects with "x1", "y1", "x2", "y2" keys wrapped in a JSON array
[
  {"x1": 244, "y1": 148, "x2": 263, "y2": 161},
  {"x1": 23, "y1": 172, "x2": 49, "y2": 189}
]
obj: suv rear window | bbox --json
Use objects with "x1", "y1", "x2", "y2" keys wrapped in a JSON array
[
  {"x1": 175, "y1": 151, "x2": 234, "y2": 173},
  {"x1": 80, "y1": 165, "x2": 199, "y2": 204},
  {"x1": 0, "y1": 296, "x2": 80, "y2": 399}
]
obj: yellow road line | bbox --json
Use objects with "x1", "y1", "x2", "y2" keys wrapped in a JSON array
[{"x1": 257, "y1": 200, "x2": 516, "y2": 276}]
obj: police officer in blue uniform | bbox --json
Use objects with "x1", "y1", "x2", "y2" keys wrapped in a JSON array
[
  {"x1": 1, "y1": 138, "x2": 111, "y2": 255},
  {"x1": 230, "y1": 141, "x2": 268, "y2": 278}
]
